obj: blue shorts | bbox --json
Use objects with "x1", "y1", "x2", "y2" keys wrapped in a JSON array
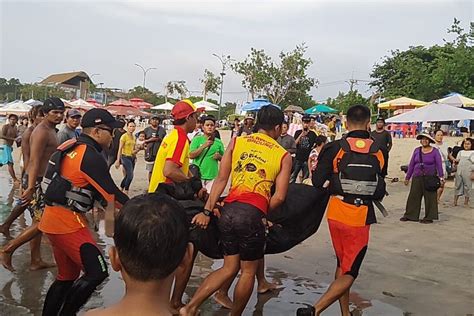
[{"x1": 0, "y1": 145, "x2": 14, "y2": 166}]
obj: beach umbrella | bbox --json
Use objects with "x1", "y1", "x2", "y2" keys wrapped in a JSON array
[
  {"x1": 130, "y1": 97, "x2": 153, "y2": 110},
  {"x1": 386, "y1": 102, "x2": 474, "y2": 123},
  {"x1": 109, "y1": 98, "x2": 134, "y2": 107},
  {"x1": 86, "y1": 98, "x2": 103, "y2": 107},
  {"x1": 151, "y1": 102, "x2": 175, "y2": 111},
  {"x1": 377, "y1": 97, "x2": 427, "y2": 109},
  {"x1": 70, "y1": 98, "x2": 97, "y2": 111},
  {"x1": 284, "y1": 105, "x2": 304, "y2": 113},
  {"x1": 105, "y1": 105, "x2": 150, "y2": 117},
  {"x1": 437, "y1": 93, "x2": 474, "y2": 108},
  {"x1": 0, "y1": 101, "x2": 32, "y2": 115},
  {"x1": 305, "y1": 104, "x2": 338, "y2": 114},
  {"x1": 241, "y1": 98, "x2": 280, "y2": 111}
]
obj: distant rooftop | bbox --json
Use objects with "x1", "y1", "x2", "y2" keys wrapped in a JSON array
[{"x1": 40, "y1": 71, "x2": 91, "y2": 86}]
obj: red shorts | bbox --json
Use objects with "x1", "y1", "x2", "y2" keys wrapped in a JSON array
[
  {"x1": 328, "y1": 219, "x2": 370, "y2": 278},
  {"x1": 46, "y1": 228, "x2": 100, "y2": 281}
]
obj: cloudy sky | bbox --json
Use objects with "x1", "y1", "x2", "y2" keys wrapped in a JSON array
[{"x1": 0, "y1": 0, "x2": 472, "y2": 104}]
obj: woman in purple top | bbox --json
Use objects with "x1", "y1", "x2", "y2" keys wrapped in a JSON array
[{"x1": 401, "y1": 134, "x2": 444, "y2": 224}]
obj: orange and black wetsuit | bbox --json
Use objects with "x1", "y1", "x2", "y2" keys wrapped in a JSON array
[
  {"x1": 312, "y1": 130, "x2": 384, "y2": 278},
  {"x1": 39, "y1": 134, "x2": 128, "y2": 316}
]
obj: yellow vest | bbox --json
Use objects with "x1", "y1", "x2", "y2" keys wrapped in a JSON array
[{"x1": 225, "y1": 133, "x2": 288, "y2": 214}]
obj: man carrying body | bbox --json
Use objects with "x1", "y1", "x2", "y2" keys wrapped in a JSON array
[
  {"x1": 57, "y1": 109, "x2": 82, "y2": 144},
  {"x1": 0, "y1": 113, "x2": 19, "y2": 184},
  {"x1": 370, "y1": 117, "x2": 392, "y2": 177},
  {"x1": 291, "y1": 115, "x2": 317, "y2": 183},
  {"x1": 143, "y1": 115, "x2": 167, "y2": 181},
  {"x1": 39, "y1": 108, "x2": 128, "y2": 315},
  {"x1": 148, "y1": 100, "x2": 204, "y2": 312},
  {"x1": 180, "y1": 105, "x2": 292, "y2": 316},
  {"x1": 298, "y1": 105, "x2": 385, "y2": 316}
]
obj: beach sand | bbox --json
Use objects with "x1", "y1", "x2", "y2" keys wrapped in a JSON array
[{"x1": 0, "y1": 129, "x2": 473, "y2": 315}]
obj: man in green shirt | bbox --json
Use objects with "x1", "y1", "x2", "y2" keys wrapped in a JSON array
[{"x1": 189, "y1": 116, "x2": 224, "y2": 191}]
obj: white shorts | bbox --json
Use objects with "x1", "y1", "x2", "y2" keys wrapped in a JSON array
[{"x1": 145, "y1": 161, "x2": 154, "y2": 172}]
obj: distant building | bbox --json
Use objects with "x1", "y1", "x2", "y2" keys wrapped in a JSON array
[{"x1": 40, "y1": 71, "x2": 92, "y2": 99}]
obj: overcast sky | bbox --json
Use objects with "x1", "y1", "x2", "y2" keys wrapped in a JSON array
[{"x1": 0, "y1": 0, "x2": 472, "y2": 104}]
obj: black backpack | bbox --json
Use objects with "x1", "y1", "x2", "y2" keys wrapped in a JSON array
[{"x1": 330, "y1": 136, "x2": 386, "y2": 201}]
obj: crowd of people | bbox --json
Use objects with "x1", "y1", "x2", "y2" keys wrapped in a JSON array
[{"x1": 0, "y1": 98, "x2": 472, "y2": 316}]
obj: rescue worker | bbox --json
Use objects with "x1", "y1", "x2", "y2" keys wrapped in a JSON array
[
  {"x1": 298, "y1": 105, "x2": 385, "y2": 316},
  {"x1": 180, "y1": 105, "x2": 292, "y2": 316},
  {"x1": 38, "y1": 108, "x2": 128, "y2": 315},
  {"x1": 147, "y1": 99, "x2": 204, "y2": 312}
]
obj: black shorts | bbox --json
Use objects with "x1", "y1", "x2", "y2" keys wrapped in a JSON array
[{"x1": 218, "y1": 202, "x2": 266, "y2": 261}]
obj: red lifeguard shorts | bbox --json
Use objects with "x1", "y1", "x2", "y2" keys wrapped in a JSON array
[{"x1": 328, "y1": 219, "x2": 370, "y2": 279}]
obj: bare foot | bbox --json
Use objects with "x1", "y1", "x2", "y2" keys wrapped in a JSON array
[
  {"x1": 213, "y1": 291, "x2": 233, "y2": 309},
  {"x1": 257, "y1": 279, "x2": 280, "y2": 294},
  {"x1": 0, "y1": 250, "x2": 14, "y2": 271},
  {"x1": 0, "y1": 224, "x2": 11, "y2": 239},
  {"x1": 29, "y1": 260, "x2": 56, "y2": 271}
]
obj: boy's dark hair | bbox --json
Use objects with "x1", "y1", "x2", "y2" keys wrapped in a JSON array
[
  {"x1": 114, "y1": 193, "x2": 189, "y2": 281},
  {"x1": 315, "y1": 135, "x2": 327, "y2": 147},
  {"x1": 282, "y1": 121, "x2": 289, "y2": 127},
  {"x1": 138, "y1": 131, "x2": 146, "y2": 136},
  {"x1": 433, "y1": 129, "x2": 443, "y2": 135},
  {"x1": 346, "y1": 105, "x2": 370, "y2": 125},
  {"x1": 127, "y1": 120, "x2": 136, "y2": 125},
  {"x1": 8, "y1": 113, "x2": 18, "y2": 119},
  {"x1": 255, "y1": 105, "x2": 284, "y2": 131},
  {"x1": 201, "y1": 115, "x2": 216, "y2": 124}
]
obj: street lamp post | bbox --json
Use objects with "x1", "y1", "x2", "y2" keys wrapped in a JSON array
[
  {"x1": 212, "y1": 54, "x2": 233, "y2": 120},
  {"x1": 134, "y1": 63, "x2": 157, "y2": 90}
]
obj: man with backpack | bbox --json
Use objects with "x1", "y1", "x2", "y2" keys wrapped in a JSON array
[{"x1": 299, "y1": 105, "x2": 385, "y2": 316}]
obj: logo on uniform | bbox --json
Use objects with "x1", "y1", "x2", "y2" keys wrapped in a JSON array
[{"x1": 355, "y1": 140, "x2": 366, "y2": 149}]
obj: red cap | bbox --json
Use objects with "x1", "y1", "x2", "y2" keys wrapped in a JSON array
[{"x1": 171, "y1": 100, "x2": 204, "y2": 120}]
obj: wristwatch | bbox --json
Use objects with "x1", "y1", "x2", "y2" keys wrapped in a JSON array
[{"x1": 202, "y1": 209, "x2": 212, "y2": 217}]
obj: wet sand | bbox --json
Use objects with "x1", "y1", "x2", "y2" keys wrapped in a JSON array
[{"x1": 0, "y1": 130, "x2": 473, "y2": 315}]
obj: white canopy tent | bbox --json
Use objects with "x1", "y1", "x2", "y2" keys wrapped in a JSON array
[
  {"x1": 386, "y1": 102, "x2": 474, "y2": 123},
  {"x1": 24, "y1": 99, "x2": 43, "y2": 107},
  {"x1": 151, "y1": 102, "x2": 174, "y2": 111},
  {"x1": 194, "y1": 100, "x2": 218, "y2": 109},
  {"x1": 0, "y1": 101, "x2": 32, "y2": 115},
  {"x1": 437, "y1": 94, "x2": 474, "y2": 107}
]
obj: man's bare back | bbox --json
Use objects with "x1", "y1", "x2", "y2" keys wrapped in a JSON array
[{"x1": 28, "y1": 122, "x2": 58, "y2": 177}]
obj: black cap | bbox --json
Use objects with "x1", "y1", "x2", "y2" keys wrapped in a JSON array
[
  {"x1": 376, "y1": 116, "x2": 385, "y2": 123},
  {"x1": 42, "y1": 97, "x2": 65, "y2": 113},
  {"x1": 81, "y1": 108, "x2": 124, "y2": 129},
  {"x1": 302, "y1": 114, "x2": 311, "y2": 122}
]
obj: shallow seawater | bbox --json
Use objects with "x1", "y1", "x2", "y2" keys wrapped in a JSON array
[{"x1": 0, "y1": 172, "x2": 405, "y2": 315}]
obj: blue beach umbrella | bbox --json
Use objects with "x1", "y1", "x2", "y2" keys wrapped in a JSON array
[
  {"x1": 305, "y1": 104, "x2": 338, "y2": 114},
  {"x1": 241, "y1": 98, "x2": 280, "y2": 112}
]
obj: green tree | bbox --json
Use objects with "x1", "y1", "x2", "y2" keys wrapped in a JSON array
[
  {"x1": 0, "y1": 78, "x2": 22, "y2": 101},
  {"x1": 200, "y1": 69, "x2": 222, "y2": 100},
  {"x1": 327, "y1": 90, "x2": 369, "y2": 114},
  {"x1": 370, "y1": 19, "x2": 474, "y2": 101},
  {"x1": 165, "y1": 81, "x2": 189, "y2": 100},
  {"x1": 232, "y1": 44, "x2": 316, "y2": 105}
]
